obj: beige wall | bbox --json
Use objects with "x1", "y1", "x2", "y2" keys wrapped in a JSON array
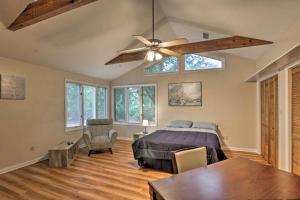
[
  {"x1": 0, "y1": 57, "x2": 109, "y2": 171},
  {"x1": 112, "y1": 54, "x2": 258, "y2": 151}
]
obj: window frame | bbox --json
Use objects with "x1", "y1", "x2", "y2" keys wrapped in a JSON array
[
  {"x1": 111, "y1": 83, "x2": 157, "y2": 126},
  {"x1": 183, "y1": 53, "x2": 225, "y2": 72},
  {"x1": 64, "y1": 79, "x2": 109, "y2": 132}
]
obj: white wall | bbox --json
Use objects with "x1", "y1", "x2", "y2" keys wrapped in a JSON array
[
  {"x1": 0, "y1": 57, "x2": 109, "y2": 172},
  {"x1": 112, "y1": 54, "x2": 258, "y2": 152},
  {"x1": 277, "y1": 69, "x2": 292, "y2": 171}
]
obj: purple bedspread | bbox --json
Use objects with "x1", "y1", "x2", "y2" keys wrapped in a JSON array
[{"x1": 132, "y1": 130, "x2": 227, "y2": 169}]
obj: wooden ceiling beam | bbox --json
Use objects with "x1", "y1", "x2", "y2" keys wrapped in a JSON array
[
  {"x1": 8, "y1": 0, "x2": 98, "y2": 31},
  {"x1": 105, "y1": 36, "x2": 273, "y2": 65},
  {"x1": 167, "y1": 36, "x2": 273, "y2": 55}
]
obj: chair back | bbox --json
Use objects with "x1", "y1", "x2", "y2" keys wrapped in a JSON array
[
  {"x1": 86, "y1": 119, "x2": 113, "y2": 137},
  {"x1": 172, "y1": 147, "x2": 207, "y2": 173}
]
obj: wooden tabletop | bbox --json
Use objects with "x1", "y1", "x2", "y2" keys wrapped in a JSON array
[{"x1": 149, "y1": 158, "x2": 300, "y2": 200}]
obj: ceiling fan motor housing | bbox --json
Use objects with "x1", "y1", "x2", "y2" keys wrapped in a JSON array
[{"x1": 148, "y1": 38, "x2": 162, "y2": 46}]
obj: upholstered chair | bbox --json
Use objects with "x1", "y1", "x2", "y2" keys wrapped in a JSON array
[
  {"x1": 83, "y1": 119, "x2": 118, "y2": 156},
  {"x1": 172, "y1": 147, "x2": 207, "y2": 173}
]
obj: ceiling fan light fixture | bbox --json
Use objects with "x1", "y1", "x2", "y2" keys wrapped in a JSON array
[
  {"x1": 146, "y1": 50, "x2": 155, "y2": 61},
  {"x1": 155, "y1": 52, "x2": 163, "y2": 61}
]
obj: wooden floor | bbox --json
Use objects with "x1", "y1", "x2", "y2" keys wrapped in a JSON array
[{"x1": 0, "y1": 140, "x2": 268, "y2": 200}]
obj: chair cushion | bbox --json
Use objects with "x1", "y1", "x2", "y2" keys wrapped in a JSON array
[{"x1": 91, "y1": 136, "x2": 111, "y2": 149}]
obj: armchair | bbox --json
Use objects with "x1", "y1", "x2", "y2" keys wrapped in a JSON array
[{"x1": 83, "y1": 119, "x2": 118, "y2": 156}]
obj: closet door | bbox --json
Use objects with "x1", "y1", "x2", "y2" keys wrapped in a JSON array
[
  {"x1": 292, "y1": 66, "x2": 300, "y2": 175},
  {"x1": 260, "y1": 75, "x2": 278, "y2": 167},
  {"x1": 268, "y1": 76, "x2": 278, "y2": 166},
  {"x1": 261, "y1": 80, "x2": 269, "y2": 161}
]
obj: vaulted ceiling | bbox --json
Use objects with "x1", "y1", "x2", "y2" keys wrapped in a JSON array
[{"x1": 0, "y1": 0, "x2": 300, "y2": 80}]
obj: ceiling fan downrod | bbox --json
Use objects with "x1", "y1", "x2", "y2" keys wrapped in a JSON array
[{"x1": 152, "y1": 0, "x2": 155, "y2": 41}]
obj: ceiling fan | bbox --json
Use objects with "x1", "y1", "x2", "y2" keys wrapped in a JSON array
[{"x1": 105, "y1": 0, "x2": 273, "y2": 65}]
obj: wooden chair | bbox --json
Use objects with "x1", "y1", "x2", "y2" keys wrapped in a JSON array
[{"x1": 172, "y1": 147, "x2": 207, "y2": 173}]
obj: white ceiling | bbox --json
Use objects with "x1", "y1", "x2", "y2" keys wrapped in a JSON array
[{"x1": 0, "y1": 0, "x2": 300, "y2": 80}]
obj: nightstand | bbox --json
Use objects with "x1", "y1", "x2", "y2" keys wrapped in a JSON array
[{"x1": 133, "y1": 132, "x2": 148, "y2": 141}]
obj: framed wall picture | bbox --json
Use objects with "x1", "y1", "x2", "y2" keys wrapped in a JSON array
[
  {"x1": 0, "y1": 74, "x2": 26, "y2": 100},
  {"x1": 168, "y1": 82, "x2": 202, "y2": 106}
]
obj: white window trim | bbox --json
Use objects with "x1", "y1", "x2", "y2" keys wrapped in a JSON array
[
  {"x1": 111, "y1": 83, "x2": 158, "y2": 126},
  {"x1": 64, "y1": 79, "x2": 109, "y2": 132},
  {"x1": 183, "y1": 53, "x2": 225, "y2": 72}
]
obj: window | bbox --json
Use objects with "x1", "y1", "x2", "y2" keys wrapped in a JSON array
[
  {"x1": 65, "y1": 81, "x2": 107, "y2": 129},
  {"x1": 184, "y1": 54, "x2": 223, "y2": 71},
  {"x1": 66, "y1": 83, "x2": 82, "y2": 128},
  {"x1": 145, "y1": 57, "x2": 179, "y2": 74},
  {"x1": 128, "y1": 87, "x2": 141, "y2": 123},
  {"x1": 114, "y1": 88, "x2": 126, "y2": 122},
  {"x1": 142, "y1": 86, "x2": 156, "y2": 122},
  {"x1": 113, "y1": 84, "x2": 157, "y2": 125},
  {"x1": 97, "y1": 88, "x2": 107, "y2": 119},
  {"x1": 83, "y1": 85, "x2": 96, "y2": 125}
]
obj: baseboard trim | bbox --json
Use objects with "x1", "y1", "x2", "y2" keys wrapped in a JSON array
[
  {"x1": 0, "y1": 154, "x2": 47, "y2": 175},
  {"x1": 0, "y1": 143, "x2": 90, "y2": 175},
  {"x1": 222, "y1": 146, "x2": 259, "y2": 154},
  {"x1": 118, "y1": 137, "x2": 133, "y2": 141}
]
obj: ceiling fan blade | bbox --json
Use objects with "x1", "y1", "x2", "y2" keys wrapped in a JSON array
[
  {"x1": 105, "y1": 50, "x2": 148, "y2": 65},
  {"x1": 118, "y1": 47, "x2": 149, "y2": 54},
  {"x1": 159, "y1": 48, "x2": 181, "y2": 57},
  {"x1": 159, "y1": 38, "x2": 188, "y2": 48},
  {"x1": 167, "y1": 36, "x2": 273, "y2": 54},
  {"x1": 133, "y1": 35, "x2": 152, "y2": 46}
]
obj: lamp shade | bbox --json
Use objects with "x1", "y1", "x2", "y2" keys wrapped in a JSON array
[{"x1": 142, "y1": 120, "x2": 149, "y2": 127}]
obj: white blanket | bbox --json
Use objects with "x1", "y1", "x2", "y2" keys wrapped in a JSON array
[{"x1": 157, "y1": 127, "x2": 219, "y2": 137}]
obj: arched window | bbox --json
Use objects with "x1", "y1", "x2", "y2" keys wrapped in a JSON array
[
  {"x1": 145, "y1": 56, "x2": 179, "y2": 74},
  {"x1": 184, "y1": 54, "x2": 224, "y2": 71}
]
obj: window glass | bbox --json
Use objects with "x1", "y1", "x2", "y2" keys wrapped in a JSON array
[
  {"x1": 185, "y1": 54, "x2": 223, "y2": 71},
  {"x1": 114, "y1": 88, "x2": 126, "y2": 121},
  {"x1": 97, "y1": 88, "x2": 107, "y2": 119},
  {"x1": 66, "y1": 82, "x2": 82, "y2": 128},
  {"x1": 113, "y1": 84, "x2": 157, "y2": 125},
  {"x1": 83, "y1": 85, "x2": 96, "y2": 125},
  {"x1": 66, "y1": 82, "x2": 107, "y2": 129},
  {"x1": 142, "y1": 86, "x2": 156, "y2": 123},
  {"x1": 145, "y1": 57, "x2": 179, "y2": 74},
  {"x1": 128, "y1": 87, "x2": 141, "y2": 123}
]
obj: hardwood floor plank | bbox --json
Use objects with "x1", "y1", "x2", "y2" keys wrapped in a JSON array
[{"x1": 0, "y1": 140, "x2": 267, "y2": 200}]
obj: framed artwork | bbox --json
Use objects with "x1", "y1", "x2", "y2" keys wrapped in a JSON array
[
  {"x1": 168, "y1": 82, "x2": 202, "y2": 106},
  {"x1": 0, "y1": 74, "x2": 26, "y2": 100}
]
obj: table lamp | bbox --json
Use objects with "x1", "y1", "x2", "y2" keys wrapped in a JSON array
[{"x1": 142, "y1": 120, "x2": 149, "y2": 134}]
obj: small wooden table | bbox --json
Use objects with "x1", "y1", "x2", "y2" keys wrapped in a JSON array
[
  {"x1": 133, "y1": 132, "x2": 148, "y2": 141},
  {"x1": 48, "y1": 135, "x2": 81, "y2": 168},
  {"x1": 149, "y1": 158, "x2": 300, "y2": 200}
]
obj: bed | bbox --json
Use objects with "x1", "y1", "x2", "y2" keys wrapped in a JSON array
[{"x1": 132, "y1": 121, "x2": 227, "y2": 173}]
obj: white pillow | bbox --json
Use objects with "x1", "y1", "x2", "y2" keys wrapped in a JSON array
[
  {"x1": 192, "y1": 122, "x2": 218, "y2": 131},
  {"x1": 167, "y1": 120, "x2": 193, "y2": 128}
]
